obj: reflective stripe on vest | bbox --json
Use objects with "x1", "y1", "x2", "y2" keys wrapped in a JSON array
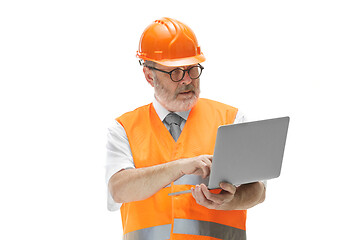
[
  {"x1": 123, "y1": 220, "x2": 246, "y2": 240},
  {"x1": 123, "y1": 224, "x2": 171, "y2": 240},
  {"x1": 173, "y1": 219, "x2": 246, "y2": 240}
]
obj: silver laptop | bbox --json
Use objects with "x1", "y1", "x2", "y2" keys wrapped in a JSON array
[{"x1": 168, "y1": 116, "x2": 290, "y2": 196}]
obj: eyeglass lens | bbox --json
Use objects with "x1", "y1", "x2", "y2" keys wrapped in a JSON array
[{"x1": 171, "y1": 65, "x2": 202, "y2": 82}]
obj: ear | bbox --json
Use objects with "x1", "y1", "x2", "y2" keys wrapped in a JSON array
[{"x1": 143, "y1": 67, "x2": 155, "y2": 87}]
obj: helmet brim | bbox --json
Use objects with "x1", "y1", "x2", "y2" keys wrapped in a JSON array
[{"x1": 150, "y1": 54, "x2": 206, "y2": 67}]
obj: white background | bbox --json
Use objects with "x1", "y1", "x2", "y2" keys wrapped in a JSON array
[{"x1": 1, "y1": 0, "x2": 359, "y2": 239}]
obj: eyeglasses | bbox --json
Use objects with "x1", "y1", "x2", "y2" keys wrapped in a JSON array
[{"x1": 145, "y1": 64, "x2": 204, "y2": 82}]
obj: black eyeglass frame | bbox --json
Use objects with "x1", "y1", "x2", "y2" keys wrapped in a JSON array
[{"x1": 145, "y1": 64, "x2": 204, "y2": 82}]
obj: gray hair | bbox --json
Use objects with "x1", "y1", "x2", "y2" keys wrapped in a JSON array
[{"x1": 143, "y1": 60, "x2": 156, "y2": 68}]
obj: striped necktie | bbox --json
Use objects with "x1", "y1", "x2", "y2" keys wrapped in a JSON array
[{"x1": 164, "y1": 113, "x2": 182, "y2": 141}]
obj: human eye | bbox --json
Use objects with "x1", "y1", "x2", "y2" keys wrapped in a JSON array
[
  {"x1": 171, "y1": 68, "x2": 184, "y2": 81},
  {"x1": 189, "y1": 66, "x2": 200, "y2": 79}
]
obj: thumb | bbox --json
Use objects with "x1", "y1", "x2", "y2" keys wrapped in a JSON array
[{"x1": 220, "y1": 182, "x2": 236, "y2": 195}]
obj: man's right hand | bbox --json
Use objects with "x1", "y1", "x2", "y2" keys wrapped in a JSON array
[{"x1": 178, "y1": 155, "x2": 213, "y2": 179}]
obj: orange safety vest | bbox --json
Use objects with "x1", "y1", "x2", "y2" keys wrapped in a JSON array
[{"x1": 116, "y1": 98, "x2": 247, "y2": 240}]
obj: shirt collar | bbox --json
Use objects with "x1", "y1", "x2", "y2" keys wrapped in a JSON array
[{"x1": 153, "y1": 98, "x2": 191, "y2": 121}]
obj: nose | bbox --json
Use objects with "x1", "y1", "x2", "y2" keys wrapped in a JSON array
[{"x1": 180, "y1": 70, "x2": 192, "y2": 85}]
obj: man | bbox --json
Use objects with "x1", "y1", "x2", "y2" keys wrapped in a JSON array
[{"x1": 106, "y1": 17, "x2": 266, "y2": 240}]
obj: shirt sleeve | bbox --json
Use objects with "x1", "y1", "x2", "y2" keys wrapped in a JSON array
[
  {"x1": 233, "y1": 110, "x2": 267, "y2": 188},
  {"x1": 105, "y1": 121, "x2": 135, "y2": 211}
]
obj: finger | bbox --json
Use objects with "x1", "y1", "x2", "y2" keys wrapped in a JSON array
[
  {"x1": 191, "y1": 187, "x2": 195, "y2": 198},
  {"x1": 220, "y1": 182, "x2": 237, "y2": 195},
  {"x1": 194, "y1": 160, "x2": 209, "y2": 178},
  {"x1": 200, "y1": 184, "x2": 224, "y2": 205},
  {"x1": 202, "y1": 158, "x2": 212, "y2": 167},
  {"x1": 193, "y1": 185, "x2": 214, "y2": 209},
  {"x1": 201, "y1": 184, "x2": 233, "y2": 205},
  {"x1": 200, "y1": 163, "x2": 210, "y2": 179},
  {"x1": 202, "y1": 155, "x2": 213, "y2": 164},
  {"x1": 200, "y1": 157, "x2": 212, "y2": 178}
]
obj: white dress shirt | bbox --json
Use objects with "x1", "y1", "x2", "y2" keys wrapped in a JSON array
[{"x1": 105, "y1": 99, "x2": 265, "y2": 211}]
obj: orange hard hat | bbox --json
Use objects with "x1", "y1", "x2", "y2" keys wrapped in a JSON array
[{"x1": 136, "y1": 17, "x2": 205, "y2": 67}]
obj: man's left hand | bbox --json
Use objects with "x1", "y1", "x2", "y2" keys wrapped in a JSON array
[{"x1": 191, "y1": 182, "x2": 237, "y2": 210}]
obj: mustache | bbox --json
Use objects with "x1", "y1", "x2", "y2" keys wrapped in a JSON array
[{"x1": 177, "y1": 84, "x2": 195, "y2": 93}]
